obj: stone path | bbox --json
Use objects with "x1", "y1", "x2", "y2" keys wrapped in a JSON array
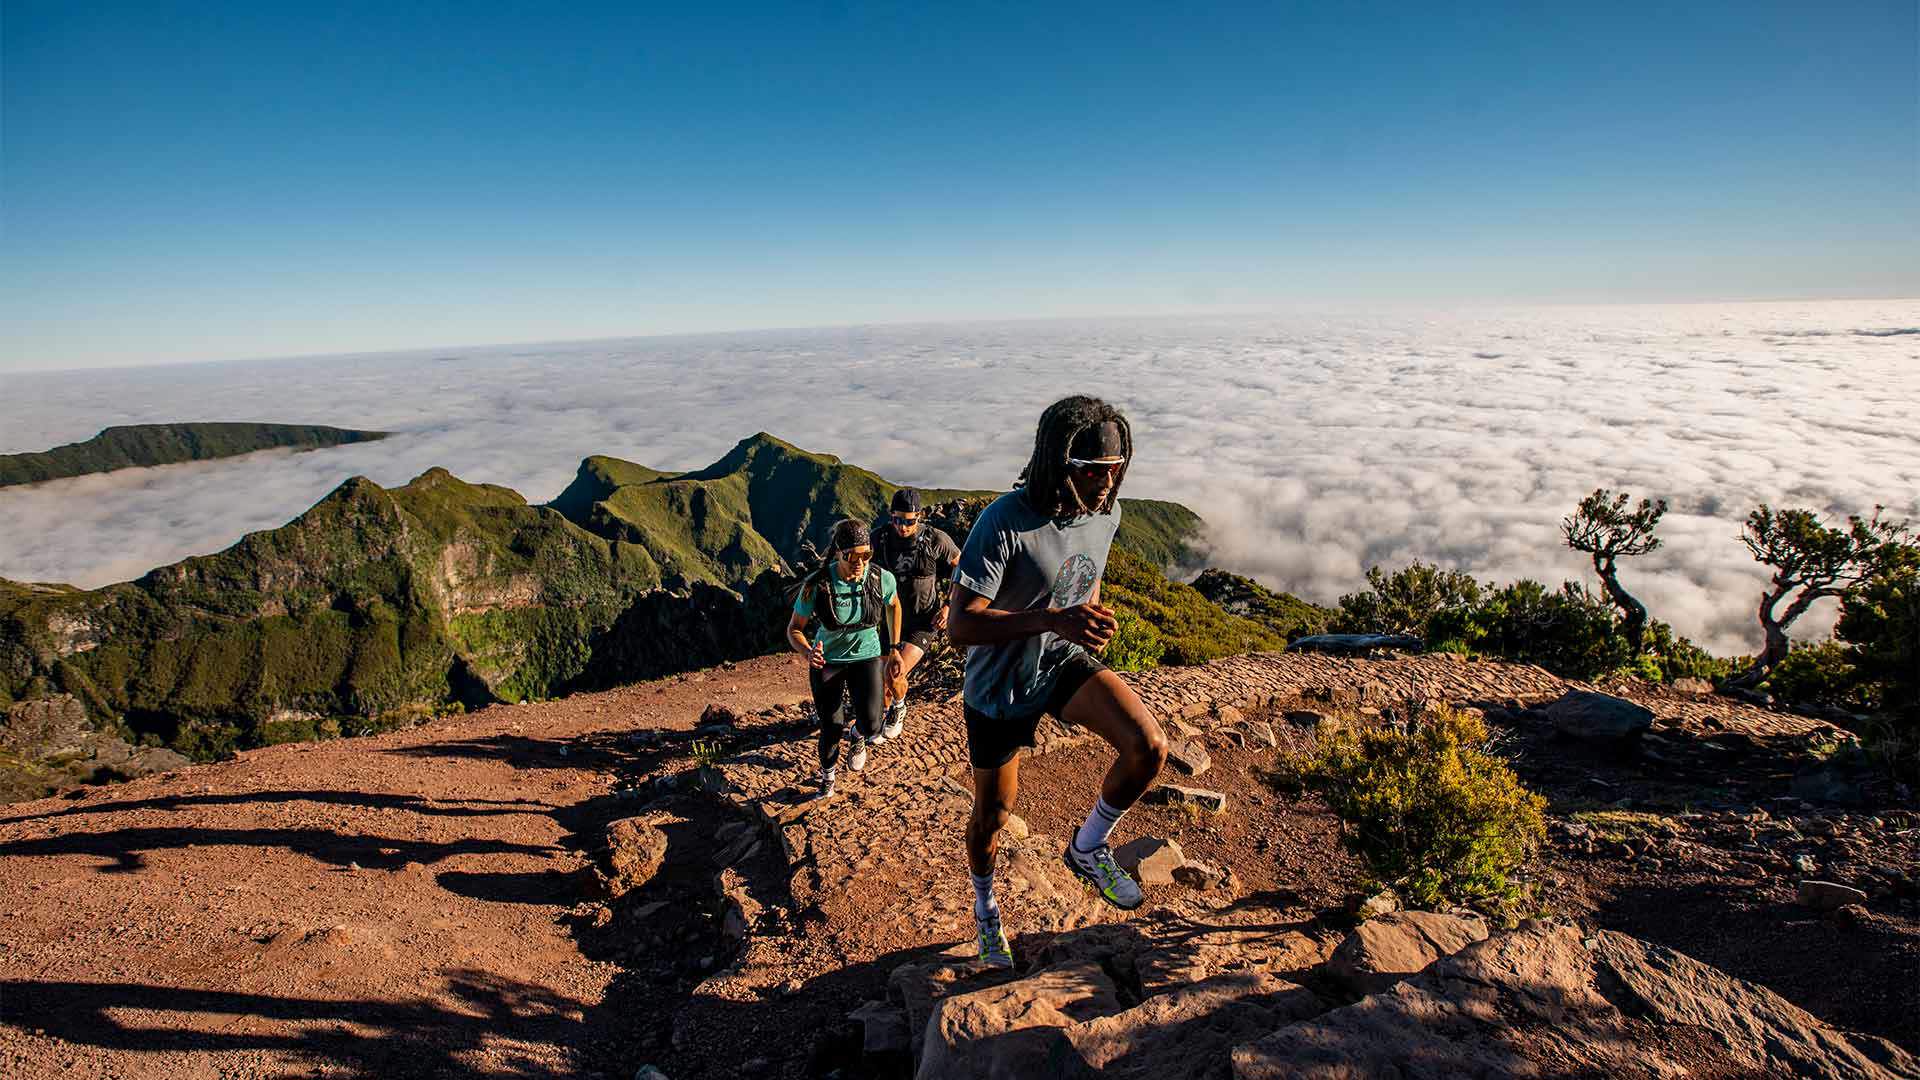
[{"x1": 687, "y1": 650, "x2": 1866, "y2": 1076}]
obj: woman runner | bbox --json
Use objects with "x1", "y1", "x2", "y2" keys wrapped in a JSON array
[{"x1": 786, "y1": 519, "x2": 904, "y2": 797}]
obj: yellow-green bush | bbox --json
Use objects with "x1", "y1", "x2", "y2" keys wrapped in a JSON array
[
  {"x1": 1275, "y1": 706, "x2": 1546, "y2": 913},
  {"x1": 1103, "y1": 608, "x2": 1165, "y2": 672}
]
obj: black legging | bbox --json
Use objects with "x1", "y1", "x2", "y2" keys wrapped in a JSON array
[{"x1": 810, "y1": 657, "x2": 885, "y2": 769}]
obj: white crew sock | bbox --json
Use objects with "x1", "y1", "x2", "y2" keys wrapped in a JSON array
[
  {"x1": 971, "y1": 871, "x2": 999, "y2": 922},
  {"x1": 1073, "y1": 796, "x2": 1127, "y2": 854}
]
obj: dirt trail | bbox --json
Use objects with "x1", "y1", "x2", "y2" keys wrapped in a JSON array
[
  {"x1": 0, "y1": 656, "x2": 811, "y2": 1079},
  {"x1": 2, "y1": 649, "x2": 1910, "y2": 1080}
]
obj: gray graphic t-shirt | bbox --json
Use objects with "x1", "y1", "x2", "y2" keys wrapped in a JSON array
[{"x1": 952, "y1": 490, "x2": 1121, "y2": 721}]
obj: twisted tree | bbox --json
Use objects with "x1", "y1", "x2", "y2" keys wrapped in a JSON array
[
  {"x1": 1729, "y1": 505, "x2": 1913, "y2": 690},
  {"x1": 1562, "y1": 489, "x2": 1666, "y2": 651}
]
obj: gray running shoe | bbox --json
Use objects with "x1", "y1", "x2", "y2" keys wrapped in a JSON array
[
  {"x1": 1063, "y1": 842, "x2": 1145, "y2": 910},
  {"x1": 976, "y1": 914, "x2": 1013, "y2": 969},
  {"x1": 848, "y1": 739, "x2": 868, "y2": 772},
  {"x1": 881, "y1": 704, "x2": 905, "y2": 741},
  {"x1": 817, "y1": 768, "x2": 837, "y2": 798}
]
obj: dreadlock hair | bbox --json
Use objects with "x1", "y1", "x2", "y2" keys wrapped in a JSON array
[
  {"x1": 799, "y1": 518, "x2": 885, "y2": 633},
  {"x1": 1015, "y1": 395, "x2": 1133, "y2": 518}
]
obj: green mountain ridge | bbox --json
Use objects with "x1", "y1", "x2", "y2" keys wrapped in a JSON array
[
  {"x1": 0, "y1": 433, "x2": 1226, "y2": 775},
  {"x1": 0, "y1": 423, "x2": 390, "y2": 486}
]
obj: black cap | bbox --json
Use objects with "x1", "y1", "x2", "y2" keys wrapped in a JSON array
[
  {"x1": 1068, "y1": 421, "x2": 1126, "y2": 461},
  {"x1": 890, "y1": 489, "x2": 922, "y2": 513}
]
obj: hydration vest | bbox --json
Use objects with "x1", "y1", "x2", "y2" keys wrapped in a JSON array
[{"x1": 875, "y1": 525, "x2": 941, "y2": 584}]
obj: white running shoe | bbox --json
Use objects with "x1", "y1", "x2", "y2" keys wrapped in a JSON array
[
  {"x1": 976, "y1": 913, "x2": 1013, "y2": 969},
  {"x1": 848, "y1": 740, "x2": 868, "y2": 772},
  {"x1": 881, "y1": 705, "x2": 904, "y2": 742},
  {"x1": 868, "y1": 727, "x2": 889, "y2": 747},
  {"x1": 817, "y1": 768, "x2": 837, "y2": 798},
  {"x1": 1064, "y1": 842, "x2": 1145, "y2": 910}
]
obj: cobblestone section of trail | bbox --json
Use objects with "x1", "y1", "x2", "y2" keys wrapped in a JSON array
[
  {"x1": 708, "y1": 650, "x2": 1842, "y2": 948},
  {"x1": 684, "y1": 650, "x2": 1861, "y2": 1075}
]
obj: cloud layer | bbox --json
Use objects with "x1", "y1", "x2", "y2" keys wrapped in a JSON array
[{"x1": 3, "y1": 300, "x2": 1915, "y2": 657}]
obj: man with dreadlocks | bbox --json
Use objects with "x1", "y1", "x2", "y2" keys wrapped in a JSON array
[
  {"x1": 947, "y1": 395, "x2": 1169, "y2": 968},
  {"x1": 787, "y1": 519, "x2": 904, "y2": 798}
]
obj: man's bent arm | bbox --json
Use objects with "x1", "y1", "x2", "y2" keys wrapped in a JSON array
[{"x1": 947, "y1": 583, "x2": 1056, "y2": 647}]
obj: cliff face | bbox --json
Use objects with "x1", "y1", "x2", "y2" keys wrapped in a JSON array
[{"x1": 0, "y1": 433, "x2": 1209, "y2": 771}]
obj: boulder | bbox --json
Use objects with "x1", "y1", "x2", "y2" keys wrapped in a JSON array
[
  {"x1": 1165, "y1": 737, "x2": 1212, "y2": 777},
  {"x1": 604, "y1": 816, "x2": 670, "y2": 897},
  {"x1": 1351, "y1": 891, "x2": 1400, "y2": 920},
  {"x1": 915, "y1": 960, "x2": 1124, "y2": 1080},
  {"x1": 1240, "y1": 720, "x2": 1280, "y2": 749},
  {"x1": 1671, "y1": 676, "x2": 1714, "y2": 695},
  {"x1": 1172, "y1": 860, "x2": 1228, "y2": 891},
  {"x1": 1797, "y1": 879, "x2": 1869, "y2": 911},
  {"x1": 1114, "y1": 837, "x2": 1185, "y2": 886},
  {"x1": 699, "y1": 702, "x2": 744, "y2": 728},
  {"x1": 1146, "y1": 784, "x2": 1228, "y2": 813},
  {"x1": 847, "y1": 999, "x2": 911, "y2": 1057},
  {"x1": 889, "y1": 947, "x2": 1001, "y2": 1062},
  {"x1": 2, "y1": 694, "x2": 91, "y2": 758},
  {"x1": 1322, "y1": 910, "x2": 1488, "y2": 997},
  {"x1": 1544, "y1": 690, "x2": 1653, "y2": 742},
  {"x1": 1062, "y1": 972, "x2": 1328, "y2": 1079},
  {"x1": 1233, "y1": 921, "x2": 1918, "y2": 1080}
]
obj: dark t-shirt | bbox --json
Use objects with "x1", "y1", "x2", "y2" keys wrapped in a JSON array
[{"x1": 873, "y1": 524, "x2": 960, "y2": 619}]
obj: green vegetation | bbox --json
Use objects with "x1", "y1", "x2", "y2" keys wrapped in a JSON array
[
  {"x1": 1561, "y1": 488, "x2": 1666, "y2": 650},
  {"x1": 1, "y1": 433, "x2": 1210, "y2": 769},
  {"x1": 1101, "y1": 608, "x2": 1166, "y2": 672},
  {"x1": 1273, "y1": 706, "x2": 1547, "y2": 916},
  {"x1": 0, "y1": 423, "x2": 389, "y2": 486},
  {"x1": 1332, "y1": 563, "x2": 1728, "y2": 683},
  {"x1": 1101, "y1": 550, "x2": 1288, "y2": 665},
  {"x1": 1190, "y1": 568, "x2": 1335, "y2": 641}
]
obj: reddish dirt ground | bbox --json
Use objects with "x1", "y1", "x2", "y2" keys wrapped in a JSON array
[
  {"x1": 0, "y1": 655, "x2": 814, "y2": 1080},
  {"x1": 3, "y1": 654, "x2": 1915, "y2": 1079}
]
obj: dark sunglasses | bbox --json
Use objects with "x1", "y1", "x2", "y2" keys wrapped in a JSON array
[{"x1": 891, "y1": 513, "x2": 922, "y2": 524}]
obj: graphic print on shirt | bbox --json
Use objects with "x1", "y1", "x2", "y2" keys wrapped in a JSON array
[{"x1": 1050, "y1": 553, "x2": 1099, "y2": 608}]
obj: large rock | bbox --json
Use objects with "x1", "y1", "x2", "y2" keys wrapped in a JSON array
[
  {"x1": 1233, "y1": 921, "x2": 1920, "y2": 1080},
  {"x1": 2, "y1": 694, "x2": 91, "y2": 757},
  {"x1": 1061, "y1": 972, "x2": 1328, "y2": 1079},
  {"x1": 1322, "y1": 910, "x2": 1488, "y2": 997},
  {"x1": 1165, "y1": 736, "x2": 1212, "y2": 777},
  {"x1": 1115, "y1": 836, "x2": 1186, "y2": 886},
  {"x1": 1797, "y1": 879, "x2": 1870, "y2": 911},
  {"x1": 1147, "y1": 784, "x2": 1228, "y2": 813},
  {"x1": 914, "y1": 960, "x2": 1125, "y2": 1080},
  {"x1": 604, "y1": 815, "x2": 670, "y2": 897},
  {"x1": 1544, "y1": 690, "x2": 1654, "y2": 742}
]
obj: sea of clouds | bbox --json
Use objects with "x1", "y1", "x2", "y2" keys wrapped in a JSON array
[{"x1": 3, "y1": 300, "x2": 1915, "y2": 657}]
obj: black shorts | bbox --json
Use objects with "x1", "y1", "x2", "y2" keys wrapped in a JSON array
[
  {"x1": 900, "y1": 609, "x2": 941, "y2": 652},
  {"x1": 963, "y1": 651, "x2": 1109, "y2": 770}
]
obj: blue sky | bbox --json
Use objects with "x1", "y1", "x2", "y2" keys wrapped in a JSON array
[{"x1": 3, "y1": 1, "x2": 1915, "y2": 370}]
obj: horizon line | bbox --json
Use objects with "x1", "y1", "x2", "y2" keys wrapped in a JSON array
[{"x1": 9, "y1": 292, "x2": 1917, "y2": 377}]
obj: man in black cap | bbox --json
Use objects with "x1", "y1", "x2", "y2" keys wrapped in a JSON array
[
  {"x1": 946, "y1": 395, "x2": 1168, "y2": 968},
  {"x1": 869, "y1": 488, "x2": 961, "y2": 744}
]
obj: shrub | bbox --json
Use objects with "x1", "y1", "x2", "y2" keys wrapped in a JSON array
[
  {"x1": 1465, "y1": 579, "x2": 1631, "y2": 680},
  {"x1": 1103, "y1": 608, "x2": 1165, "y2": 672},
  {"x1": 1275, "y1": 706, "x2": 1546, "y2": 914},
  {"x1": 1764, "y1": 639, "x2": 1866, "y2": 712},
  {"x1": 1333, "y1": 562, "x2": 1481, "y2": 637}
]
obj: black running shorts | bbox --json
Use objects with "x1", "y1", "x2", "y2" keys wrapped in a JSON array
[
  {"x1": 963, "y1": 650, "x2": 1108, "y2": 770},
  {"x1": 900, "y1": 609, "x2": 941, "y2": 652}
]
